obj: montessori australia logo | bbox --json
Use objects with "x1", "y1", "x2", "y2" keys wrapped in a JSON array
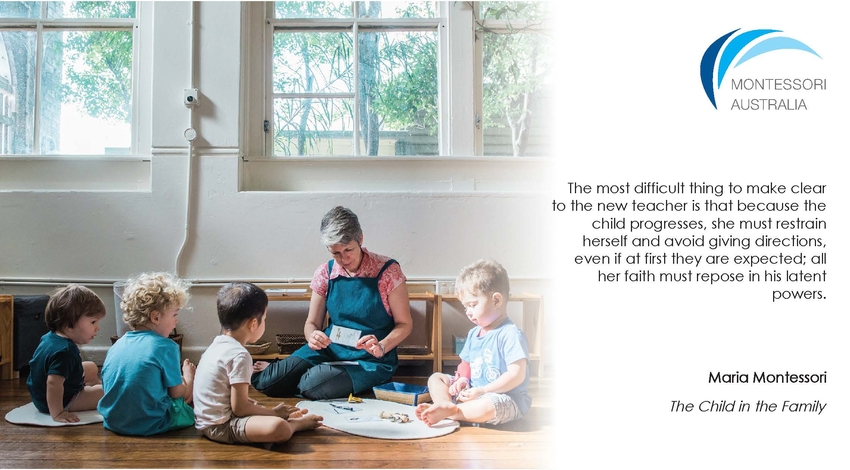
[{"x1": 700, "y1": 29, "x2": 824, "y2": 110}]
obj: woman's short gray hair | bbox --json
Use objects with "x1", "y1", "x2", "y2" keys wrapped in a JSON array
[{"x1": 320, "y1": 206, "x2": 363, "y2": 246}]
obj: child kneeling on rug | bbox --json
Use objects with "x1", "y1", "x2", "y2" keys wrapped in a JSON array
[
  {"x1": 27, "y1": 284, "x2": 106, "y2": 423},
  {"x1": 193, "y1": 282, "x2": 323, "y2": 446},
  {"x1": 99, "y1": 272, "x2": 196, "y2": 435},
  {"x1": 416, "y1": 260, "x2": 531, "y2": 427}
]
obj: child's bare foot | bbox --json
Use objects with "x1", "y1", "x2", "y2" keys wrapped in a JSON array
[
  {"x1": 182, "y1": 359, "x2": 196, "y2": 404},
  {"x1": 419, "y1": 402, "x2": 458, "y2": 426},
  {"x1": 182, "y1": 359, "x2": 196, "y2": 379},
  {"x1": 272, "y1": 403, "x2": 306, "y2": 420},
  {"x1": 253, "y1": 361, "x2": 270, "y2": 373},
  {"x1": 415, "y1": 403, "x2": 430, "y2": 420},
  {"x1": 289, "y1": 413, "x2": 323, "y2": 432}
]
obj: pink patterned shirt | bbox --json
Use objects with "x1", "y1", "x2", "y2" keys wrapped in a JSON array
[{"x1": 310, "y1": 248, "x2": 407, "y2": 316}]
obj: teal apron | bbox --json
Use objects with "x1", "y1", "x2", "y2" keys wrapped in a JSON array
[{"x1": 292, "y1": 259, "x2": 398, "y2": 393}]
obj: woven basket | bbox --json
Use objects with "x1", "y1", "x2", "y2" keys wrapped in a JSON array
[
  {"x1": 276, "y1": 333, "x2": 307, "y2": 354},
  {"x1": 372, "y1": 382, "x2": 431, "y2": 406},
  {"x1": 245, "y1": 341, "x2": 271, "y2": 355}
]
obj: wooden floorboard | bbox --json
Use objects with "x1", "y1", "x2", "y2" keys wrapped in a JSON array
[{"x1": 0, "y1": 374, "x2": 554, "y2": 469}]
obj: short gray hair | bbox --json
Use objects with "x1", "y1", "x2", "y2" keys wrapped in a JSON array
[{"x1": 320, "y1": 206, "x2": 363, "y2": 246}]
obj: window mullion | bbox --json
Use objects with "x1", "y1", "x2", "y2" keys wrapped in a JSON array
[
  {"x1": 352, "y1": 21, "x2": 360, "y2": 156},
  {"x1": 130, "y1": 6, "x2": 141, "y2": 154},
  {"x1": 265, "y1": 2, "x2": 273, "y2": 157},
  {"x1": 33, "y1": 21, "x2": 44, "y2": 155}
]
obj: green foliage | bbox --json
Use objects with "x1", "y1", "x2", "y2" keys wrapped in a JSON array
[
  {"x1": 275, "y1": 1, "x2": 351, "y2": 18},
  {"x1": 62, "y1": 1, "x2": 135, "y2": 123},
  {"x1": 372, "y1": 31, "x2": 438, "y2": 134},
  {"x1": 64, "y1": 30, "x2": 132, "y2": 123},
  {"x1": 481, "y1": 29, "x2": 549, "y2": 129},
  {"x1": 66, "y1": 0, "x2": 135, "y2": 19}
]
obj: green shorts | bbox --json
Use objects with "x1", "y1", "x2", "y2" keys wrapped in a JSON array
[{"x1": 168, "y1": 397, "x2": 195, "y2": 430}]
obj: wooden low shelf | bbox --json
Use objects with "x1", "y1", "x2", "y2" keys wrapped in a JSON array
[{"x1": 0, "y1": 295, "x2": 14, "y2": 380}]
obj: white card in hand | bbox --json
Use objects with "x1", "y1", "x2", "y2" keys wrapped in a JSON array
[{"x1": 330, "y1": 325, "x2": 361, "y2": 347}]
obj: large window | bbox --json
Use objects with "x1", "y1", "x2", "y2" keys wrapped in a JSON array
[
  {"x1": 268, "y1": 1, "x2": 440, "y2": 156},
  {"x1": 0, "y1": 1, "x2": 136, "y2": 155},
  {"x1": 251, "y1": 1, "x2": 551, "y2": 162},
  {"x1": 477, "y1": 2, "x2": 551, "y2": 157}
]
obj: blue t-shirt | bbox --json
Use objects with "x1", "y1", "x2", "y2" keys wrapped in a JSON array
[
  {"x1": 98, "y1": 330, "x2": 184, "y2": 435},
  {"x1": 27, "y1": 332, "x2": 85, "y2": 414},
  {"x1": 459, "y1": 318, "x2": 532, "y2": 415}
]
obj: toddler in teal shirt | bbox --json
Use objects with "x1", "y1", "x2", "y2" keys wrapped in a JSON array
[{"x1": 98, "y1": 272, "x2": 196, "y2": 435}]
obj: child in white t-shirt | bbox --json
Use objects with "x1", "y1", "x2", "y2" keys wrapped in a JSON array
[{"x1": 193, "y1": 282, "x2": 323, "y2": 445}]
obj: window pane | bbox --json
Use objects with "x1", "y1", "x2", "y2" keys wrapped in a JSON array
[
  {"x1": 482, "y1": 30, "x2": 551, "y2": 157},
  {"x1": 480, "y1": 1, "x2": 548, "y2": 22},
  {"x1": 0, "y1": 2, "x2": 39, "y2": 19},
  {"x1": 358, "y1": 31, "x2": 437, "y2": 156},
  {"x1": 0, "y1": 31, "x2": 36, "y2": 154},
  {"x1": 275, "y1": 1, "x2": 352, "y2": 19},
  {"x1": 274, "y1": 32, "x2": 353, "y2": 94},
  {"x1": 273, "y1": 97, "x2": 354, "y2": 156},
  {"x1": 358, "y1": 1, "x2": 436, "y2": 19},
  {"x1": 41, "y1": 30, "x2": 132, "y2": 154},
  {"x1": 47, "y1": 1, "x2": 136, "y2": 19}
]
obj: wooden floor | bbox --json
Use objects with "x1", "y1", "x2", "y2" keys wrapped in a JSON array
[{"x1": 0, "y1": 375, "x2": 553, "y2": 469}]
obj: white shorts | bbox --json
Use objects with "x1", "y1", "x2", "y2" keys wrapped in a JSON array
[{"x1": 483, "y1": 392, "x2": 523, "y2": 425}]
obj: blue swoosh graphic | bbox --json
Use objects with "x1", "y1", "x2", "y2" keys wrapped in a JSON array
[
  {"x1": 735, "y1": 36, "x2": 821, "y2": 67},
  {"x1": 701, "y1": 28, "x2": 821, "y2": 109},
  {"x1": 700, "y1": 29, "x2": 738, "y2": 109},
  {"x1": 717, "y1": 29, "x2": 779, "y2": 87}
]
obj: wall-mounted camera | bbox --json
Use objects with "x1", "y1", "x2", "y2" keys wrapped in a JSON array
[{"x1": 184, "y1": 88, "x2": 199, "y2": 107}]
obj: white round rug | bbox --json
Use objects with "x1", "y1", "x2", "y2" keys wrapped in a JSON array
[
  {"x1": 296, "y1": 398, "x2": 459, "y2": 439},
  {"x1": 5, "y1": 402, "x2": 104, "y2": 427}
]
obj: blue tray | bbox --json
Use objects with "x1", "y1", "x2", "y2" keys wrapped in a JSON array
[{"x1": 372, "y1": 382, "x2": 431, "y2": 405}]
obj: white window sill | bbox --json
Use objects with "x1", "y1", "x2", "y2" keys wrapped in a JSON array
[
  {"x1": 240, "y1": 156, "x2": 552, "y2": 193},
  {"x1": 0, "y1": 155, "x2": 151, "y2": 192}
]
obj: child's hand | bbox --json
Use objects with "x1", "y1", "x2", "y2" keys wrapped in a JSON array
[
  {"x1": 457, "y1": 386, "x2": 486, "y2": 403},
  {"x1": 449, "y1": 377, "x2": 469, "y2": 396},
  {"x1": 182, "y1": 359, "x2": 196, "y2": 380},
  {"x1": 288, "y1": 413, "x2": 323, "y2": 432},
  {"x1": 253, "y1": 361, "x2": 270, "y2": 373},
  {"x1": 52, "y1": 410, "x2": 80, "y2": 423},
  {"x1": 272, "y1": 403, "x2": 305, "y2": 420}
]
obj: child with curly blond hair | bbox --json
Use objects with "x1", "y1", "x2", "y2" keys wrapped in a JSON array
[{"x1": 98, "y1": 272, "x2": 196, "y2": 435}]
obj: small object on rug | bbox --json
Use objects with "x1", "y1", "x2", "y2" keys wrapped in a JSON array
[
  {"x1": 5, "y1": 402, "x2": 103, "y2": 427},
  {"x1": 348, "y1": 393, "x2": 363, "y2": 403},
  {"x1": 378, "y1": 411, "x2": 410, "y2": 423}
]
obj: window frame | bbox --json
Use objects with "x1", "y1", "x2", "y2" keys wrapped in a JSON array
[
  {"x1": 254, "y1": 1, "x2": 446, "y2": 158},
  {"x1": 0, "y1": 1, "x2": 141, "y2": 156}
]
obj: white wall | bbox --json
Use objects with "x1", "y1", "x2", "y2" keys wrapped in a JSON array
[{"x1": 0, "y1": 2, "x2": 552, "y2": 367}]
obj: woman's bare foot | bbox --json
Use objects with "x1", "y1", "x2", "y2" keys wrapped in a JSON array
[
  {"x1": 418, "y1": 402, "x2": 459, "y2": 426},
  {"x1": 253, "y1": 361, "x2": 270, "y2": 373}
]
